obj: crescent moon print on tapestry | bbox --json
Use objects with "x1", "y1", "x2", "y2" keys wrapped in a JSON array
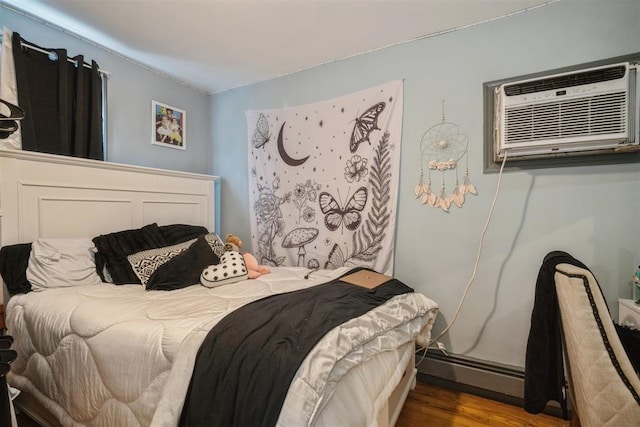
[
  {"x1": 246, "y1": 80, "x2": 403, "y2": 276},
  {"x1": 350, "y1": 102, "x2": 385, "y2": 153},
  {"x1": 277, "y1": 122, "x2": 310, "y2": 166}
]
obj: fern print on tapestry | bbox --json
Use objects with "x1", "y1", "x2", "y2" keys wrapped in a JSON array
[{"x1": 247, "y1": 80, "x2": 403, "y2": 275}]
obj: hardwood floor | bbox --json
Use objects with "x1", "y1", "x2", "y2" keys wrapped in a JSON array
[
  {"x1": 396, "y1": 381, "x2": 570, "y2": 427},
  {"x1": 15, "y1": 381, "x2": 570, "y2": 426}
]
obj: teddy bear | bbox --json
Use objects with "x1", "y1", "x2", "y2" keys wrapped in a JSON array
[
  {"x1": 225, "y1": 233, "x2": 271, "y2": 279},
  {"x1": 224, "y1": 234, "x2": 243, "y2": 252}
]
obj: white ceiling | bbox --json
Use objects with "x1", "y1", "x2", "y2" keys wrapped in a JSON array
[{"x1": 3, "y1": 0, "x2": 553, "y2": 94}]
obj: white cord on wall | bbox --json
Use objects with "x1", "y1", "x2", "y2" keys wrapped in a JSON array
[{"x1": 417, "y1": 149, "x2": 510, "y2": 360}]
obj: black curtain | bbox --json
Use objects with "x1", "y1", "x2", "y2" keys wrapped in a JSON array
[{"x1": 11, "y1": 33, "x2": 103, "y2": 160}]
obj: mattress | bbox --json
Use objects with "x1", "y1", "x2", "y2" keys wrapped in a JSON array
[{"x1": 6, "y1": 266, "x2": 438, "y2": 426}]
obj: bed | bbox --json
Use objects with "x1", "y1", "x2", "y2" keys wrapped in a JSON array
[{"x1": 0, "y1": 149, "x2": 439, "y2": 427}]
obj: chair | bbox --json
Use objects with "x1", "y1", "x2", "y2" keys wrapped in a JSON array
[{"x1": 554, "y1": 262, "x2": 640, "y2": 426}]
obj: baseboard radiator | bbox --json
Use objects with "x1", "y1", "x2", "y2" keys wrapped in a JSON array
[{"x1": 416, "y1": 349, "x2": 567, "y2": 418}]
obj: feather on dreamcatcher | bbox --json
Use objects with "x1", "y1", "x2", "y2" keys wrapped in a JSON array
[{"x1": 415, "y1": 102, "x2": 476, "y2": 212}]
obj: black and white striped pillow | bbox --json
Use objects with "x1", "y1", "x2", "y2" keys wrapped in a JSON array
[
  {"x1": 128, "y1": 233, "x2": 225, "y2": 287},
  {"x1": 127, "y1": 240, "x2": 193, "y2": 287}
]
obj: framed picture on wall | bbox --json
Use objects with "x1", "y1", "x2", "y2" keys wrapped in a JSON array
[{"x1": 152, "y1": 100, "x2": 186, "y2": 150}]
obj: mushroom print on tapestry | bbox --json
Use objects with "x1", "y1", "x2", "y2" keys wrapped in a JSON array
[{"x1": 246, "y1": 80, "x2": 403, "y2": 275}]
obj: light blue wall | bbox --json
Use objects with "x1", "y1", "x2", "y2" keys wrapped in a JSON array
[
  {"x1": 212, "y1": 0, "x2": 640, "y2": 368},
  {"x1": 0, "y1": 5, "x2": 212, "y2": 174}
]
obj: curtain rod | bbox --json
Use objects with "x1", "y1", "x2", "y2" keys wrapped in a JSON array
[{"x1": 0, "y1": 35, "x2": 110, "y2": 77}]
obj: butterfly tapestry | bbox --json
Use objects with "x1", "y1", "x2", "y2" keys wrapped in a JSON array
[
  {"x1": 247, "y1": 80, "x2": 403, "y2": 275},
  {"x1": 252, "y1": 113, "x2": 271, "y2": 149},
  {"x1": 350, "y1": 102, "x2": 385, "y2": 153},
  {"x1": 319, "y1": 187, "x2": 368, "y2": 232}
]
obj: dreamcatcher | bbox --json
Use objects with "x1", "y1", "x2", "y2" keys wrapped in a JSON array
[{"x1": 415, "y1": 102, "x2": 476, "y2": 212}]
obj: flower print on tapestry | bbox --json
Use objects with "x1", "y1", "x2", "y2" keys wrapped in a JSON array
[{"x1": 247, "y1": 80, "x2": 403, "y2": 275}]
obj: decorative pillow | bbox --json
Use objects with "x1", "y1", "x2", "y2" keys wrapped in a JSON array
[
  {"x1": 127, "y1": 232, "x2": 224, "y2": 288},
  {"x1": 205, "y1": 232, "x2": 226, "y2": 258},
  {"x1": 93, "y1": 223, "x2": 167, "y2": 284},
  {"x1": 127, "y1": 239, "x2": 195, "y2": 287},
  {"x1": 0, "y1": 243, "x2": 33, "y2": 295},
  {"x1": 27, "y1": 238, "x2": 103, "y2": 291},
  {"x1": 146, "y1": 235, "x2": 220, "y2": 291},
  {"x1": 200, "y1": 251, "x2": 248, "y2": 288}
]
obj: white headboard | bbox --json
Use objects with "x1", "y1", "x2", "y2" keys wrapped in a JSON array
[{"x1": 0, "y1": 149, "x2": 219, "y2": 246}]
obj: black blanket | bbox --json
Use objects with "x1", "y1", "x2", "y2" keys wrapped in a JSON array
[
  {"x1": 179, "y1": 269, "x2": 413, "y2": 427},
  {"x1": 523, "y1": 251, "x2": 589, "y2": 418}
]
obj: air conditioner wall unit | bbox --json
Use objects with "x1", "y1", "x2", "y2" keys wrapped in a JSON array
[{"x1": 495, "y1": 62, "x2": 639, "y2": 159}]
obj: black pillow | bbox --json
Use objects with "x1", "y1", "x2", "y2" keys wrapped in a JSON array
[
  {"x1": 146, "y1": 235, "x2": 220, "y2": 291},
  {"x1": 93, "y1": 223, "x2": 167, "y2": 284},
  {"x1": 158, "y1": 224, "x2": 209, "y2": 245},
  {"x1": 0, "y1": 243, "x2": 33, "y2": 295}
]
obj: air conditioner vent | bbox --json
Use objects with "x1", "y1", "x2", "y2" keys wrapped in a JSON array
[
  {"x1": 495, "y1": 61, "x2": 639, "y2": 158},
  {"x1": 503, "y1": 65, "x2": 627, "y2": 96},
  {"x1": 503, "y1": 92, "x2": 627, "y2": 144}
]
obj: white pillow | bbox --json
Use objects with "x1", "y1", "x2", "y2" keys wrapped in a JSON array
[
  {"x1": 200, "y1": 251, "x2": 248, "y2": 288},
  {"x1": 27, "y1": 238, "x2": 103, "y2": 291}
]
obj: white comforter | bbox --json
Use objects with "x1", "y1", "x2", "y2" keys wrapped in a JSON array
[{"x1": 6, "y1": 267, "x2": 438, "y2": 427}]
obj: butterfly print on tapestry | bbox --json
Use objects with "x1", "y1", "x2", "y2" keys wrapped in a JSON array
[
  {"x1": 350, "y1": 102, "x2": 385, "y2": 153},
  {"x1": 252, "y1": 113, "x2": 271, "y2": 149},
  {"x1": 325, "y1": 243, "x2": 346, "y2": 269},
  {"x1": 319, "y1": 187, "x2": 368, "y2": 232}
]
